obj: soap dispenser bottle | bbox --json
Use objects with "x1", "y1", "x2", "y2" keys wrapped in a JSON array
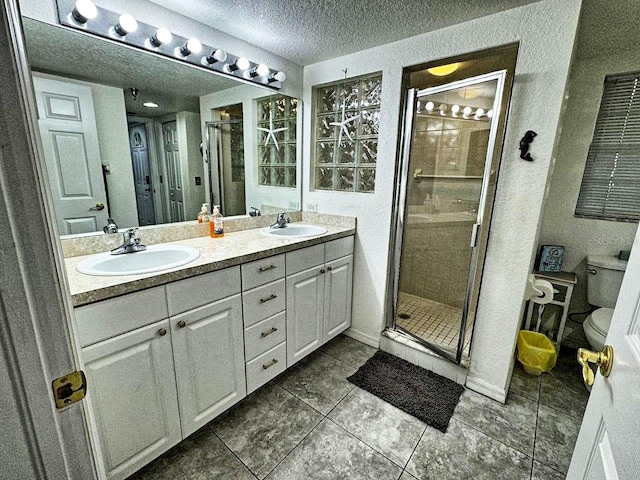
[
  {"x1": 197, "y1": 203, "x2": 210, "y2": 223},
  {"x1": 210, "y1": 205, "x2": 224, "y2": 238}
]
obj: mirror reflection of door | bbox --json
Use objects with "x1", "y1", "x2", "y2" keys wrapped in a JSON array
[
  {"x1": 128, "y1": 124, "x2": 156, "y2": 226},
  {"x1": 32, "y1": 75, "x2": 109, "y2": 234},
  {"x1": 162, "y1": 121, "x2": 185, "y2": 222}
]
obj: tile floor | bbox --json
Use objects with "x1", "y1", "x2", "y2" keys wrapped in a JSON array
[
  {"x1": 396, "y1": 291, "x2": 473, "y2": 356},
  {"x1": 129, "y1": 335, "x2": 586, "y2": 480}
]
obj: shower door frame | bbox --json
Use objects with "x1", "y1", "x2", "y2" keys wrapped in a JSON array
[{"x1": 387, "y1": 70, "x2": 508, "y2": 364}]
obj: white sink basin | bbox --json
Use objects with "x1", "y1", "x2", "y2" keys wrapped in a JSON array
[
  {"x1": 77, "y1": 244, "x2": 200, "y2": 276},
  {"x1": 260, "y1": 224, "x2": 328, "y2": 238}
]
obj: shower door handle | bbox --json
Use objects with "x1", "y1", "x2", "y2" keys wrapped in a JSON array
[{"x1": 470, "y1": 223, "x2": 480, "y2": 248}]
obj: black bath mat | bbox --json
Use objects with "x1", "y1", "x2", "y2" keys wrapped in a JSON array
[{"x1": 347, "y1": 351, "x2": 464, "y2": 432}]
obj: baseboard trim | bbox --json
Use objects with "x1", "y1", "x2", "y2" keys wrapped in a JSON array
[
  {"x1": 343, "y1": 328, "x2": 380, "y2": 348},
  {"x1": 465, "y1": 376, "x2": 507, "y2": 403}
]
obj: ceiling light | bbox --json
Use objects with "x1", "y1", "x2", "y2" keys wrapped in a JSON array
[
  {"x1": 205, "y1": 49, "x2": 227, "y2": 64},
  {"x1": 72, "y1": 0, "x2": 97, "y2": 23},
  {"x1": 425, "y1": 101, "x2": 434, "y2": 112},
  {"x1": 180, "y1": 38, "x2": 202, "y2": 56},
  {"x1": 150, "y1": 27, "x2": 172, "y2": 47},
  {"x1": 475, "y1": 108, "x2": 485, "y2": 117},
  {"x1": 487, "y1": 109, "x2": 494, "y2": 118},
  {"x1": 451, "y1": 104, "x2": 460, "y2": 114},
  {"x1": 229, "y1": 57, "x2": 250, "y2": 71},
  {"x1": 268, "y1": 71, "x2": 286, "y2": 83},
  {"x1": 114, "y1": 14, "x2": 138, "y2": 36},
  {"x1": 143, "y1": 102, "x2": 159, "y2": 108},
  {"x1": 463, "y1": 106, "x2": 472, "y2": 115},
  {"x1": 250, "y1": 64, "x2": 270, "y2": 77},
  {"x1": 427, "y1": 62, "x2": 460, "y2": 77}
]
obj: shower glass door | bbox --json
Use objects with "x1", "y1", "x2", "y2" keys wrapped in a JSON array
[{"x1": 391, "y1": 71, "x2": 507, "y2": 363}]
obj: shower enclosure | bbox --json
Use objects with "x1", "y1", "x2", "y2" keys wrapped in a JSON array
[{"x1": 388, "y1": 70, "x2": 509, "y2": 363}]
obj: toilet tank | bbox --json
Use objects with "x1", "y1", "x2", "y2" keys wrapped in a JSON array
[{"x1": 586, "y1": 255, "x2": 628, "y2": 309}]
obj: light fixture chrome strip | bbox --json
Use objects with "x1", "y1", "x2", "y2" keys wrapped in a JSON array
[{"x1": 56, "y1": 0, "x2": 285, "y2": 89}]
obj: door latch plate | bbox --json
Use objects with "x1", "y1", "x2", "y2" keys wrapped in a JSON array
[{"x1": 52, "y1": 370, "x2": 87, "y2": 409}]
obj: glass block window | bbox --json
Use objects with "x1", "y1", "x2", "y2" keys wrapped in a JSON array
[
  {"x1": 256, "y1": 95, "x2": 298, "y2": 188},
  {"x1": 313, "y1": 73, "x2": 382, "y2": 193}
]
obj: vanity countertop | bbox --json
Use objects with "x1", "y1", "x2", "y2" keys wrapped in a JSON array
[{"x1": 65, "y1": 222, "x2": 355, "y2": 307}]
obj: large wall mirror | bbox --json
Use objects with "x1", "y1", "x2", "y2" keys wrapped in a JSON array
[{"x1": 22, "y1": 18, "x2": 302, "y2": 237}]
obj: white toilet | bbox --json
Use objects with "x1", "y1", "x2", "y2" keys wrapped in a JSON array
[{"x1": 583, "y1": 255, "x2": 628, "y2": 351}]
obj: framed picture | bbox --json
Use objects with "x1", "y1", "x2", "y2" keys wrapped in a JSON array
[{"x1": 538, "y1": 245, "x2": 564, "y2": 273}]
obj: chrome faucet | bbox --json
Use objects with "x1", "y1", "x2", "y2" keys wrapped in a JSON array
[
  {"x1": 111, "y1": 228, "x2": 147, "y2": 255},
  {"x1": 103, "y1": 218, "x2": 119, "y2": 234},
  {"x1": 270, "y1": 212, "x2": 290, "y2": 229}
]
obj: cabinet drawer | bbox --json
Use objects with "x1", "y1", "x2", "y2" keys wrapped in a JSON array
[
  {"x1": 166, "y1": 266, "x2": 240, "y2": 316},
  {"x1": 286, "y1": 244, "x2": 324, "y2": 276},
  {"x1": 244, "y1": 312, "x2": 286, "y2": 361},
  {"x1": 75, "y1": 286, "x2": 167, "y2": 347},
  {"x1": 246, "y1": 342, "x2": 286, "y2": 394},
  {"x1": 243, "y1": 279, "x2": 285, "y2": 327},
  {"x1": 325, "y1": 236, "x2": 355, "y2": 263},
  {"x1": 242, "y1": 254, "x2": 285, "y2": 291}
]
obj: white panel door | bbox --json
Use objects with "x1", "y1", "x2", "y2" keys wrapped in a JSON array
[
  {"x1": 129, "y1": 124, "x2": 155, "y2": 226},
  {"x1": 33, "y1": 76, "x2": 108, "y2": 234},
  {"x1": 286, "y1": 266, "x2": 325, "y2": 366},
  {"x1": 567, "y1": 227, "x2": 640, "y2": 479},
  {"x1": 170, "y1": 294, "x2": 246, "y2": 437},
  {"x1": 162, "y1": 121, "x2": 184, "y2": 222},
  {"x1": 82, "y1": 320, "x2": 181, "y2": 480},
  {"x1": 323, "y1": 255, "x2": 353, "y2": 343}
]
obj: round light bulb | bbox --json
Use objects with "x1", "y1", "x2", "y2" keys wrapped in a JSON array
[
  {"x1": 256, "y1": 64, "x2": 270, "y2": 76},
  {"x1": 451, "y1": 104, "x2": 460, "y2": 114},
  {"x1": 236, "y1": 57, "x2": 250, "y2": 71},
  {"x1": 115, "y1": 14, "x2": 138, "y2": 36},
  {"x1": 151, "y1": 27, "x2": 172, "y2": 46},
  {"x1": 425, "y1": 101, "x2": 434, "y2": 112},
  {"x1": 475, "y1": 108, "x2": 485, "y2": 117},
  {"x1": 180, "y1": 38, "x2": 202, "y2": 56},
  {"x1": 205, "y1": 48, "x2": 228, "y2": 64},
  {"x1": 463, "y1": 106, "x2": 472, "y2": 115},
  {"x1": 487, "y1": 109, "x2": 494, "y2": 118},
  {"x1": 273, "y1": 71, "x2": 286, "y2": 82},
  {"x1": 72, "y1": 0, "x2": 97, "y2": 23}
]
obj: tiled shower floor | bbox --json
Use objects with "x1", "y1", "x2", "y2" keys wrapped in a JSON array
[{"x1": 396, "y1": 292, "x2": 473, "y2": 357}]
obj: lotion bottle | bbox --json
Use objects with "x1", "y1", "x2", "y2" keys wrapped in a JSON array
[
  {"x1": 210, "y1": 205, "x2": 224, "y2": 238},
  {"x1": 197, "y1": 203, "x2": 210, "y2": 223}
]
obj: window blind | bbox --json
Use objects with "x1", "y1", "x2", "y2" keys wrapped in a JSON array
[{"x1": 575, "y1": 72, "x2": 640, "y2": 222}]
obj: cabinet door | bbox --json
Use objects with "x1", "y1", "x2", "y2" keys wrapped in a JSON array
[
  {"x1": 286, "y1": 266, "x2": 325, "y2": 366},
  {"x1": 171, "y1": 294, "x2": 246, "y2": 437},
  {"x1": 324, "y1": 255, "x2": 354, "y2": 342},
  {"x1": 82, "y1": 320, "x2": 181, "y2": 480}
]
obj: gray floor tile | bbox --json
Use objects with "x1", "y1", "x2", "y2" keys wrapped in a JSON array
[
  {"x1": 510, "y1": 363, "x2": 541, "y2": 402},
  {"x1": 532, "y1": 460, "x2": 566, "y2": 480},
  {"x1": 212, "y1": 383, "x2": 322, "y2": 479},
  {"x1": 319, "y1": 334, "x2": 378, "y2": 369},
  {"x1": 405, "y1": 419, "x2": 532, "y2": 480},
  {"x1": 128, "y1": 427, "x2": 257, "y2": 480},
  {"x1": 266, "y1": 418, "x2": 402, "y2": 480},
  {"x1": 540, "y1": 362, "x2": 589, "y2": 420},
  {"x1": 534, "y1": 405, "x2": 580, "y2": 474},
  {"x1": 275, "y1": 351, "x2": 357, "y2": 414},
  {"x1": 399, "y1": 472, "x2": 419, "y2": 480},
  {"x1": 328, "y1": 387, "x2": 426, "y2": 467},
  {"x1": 452, "y1": 389, "x2": 538, "y2": 455}
]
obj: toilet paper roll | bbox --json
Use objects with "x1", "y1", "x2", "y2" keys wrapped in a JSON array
[{"x1": 530, "y1": 278, "x2": 554, "y2": 305}]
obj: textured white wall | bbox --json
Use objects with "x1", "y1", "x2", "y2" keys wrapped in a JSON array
[
  {"x1": 303, "y1": 0, "x2": 582, "y2": 400},
  {"x1": 540, "y1": 50, "x2": 640, "y2": 314}
]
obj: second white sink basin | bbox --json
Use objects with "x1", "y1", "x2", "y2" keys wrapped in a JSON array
[
  {"x1": 261, "y1": 224, "x2": 328, "y2": 238},
  {"x1": 77, "y1": 244, "x2": 200, "y2": 276}
]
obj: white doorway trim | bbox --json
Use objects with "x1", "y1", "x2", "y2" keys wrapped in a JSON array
[{"x1": 0, "y1": 1, "x2": 97, "y2": 478}]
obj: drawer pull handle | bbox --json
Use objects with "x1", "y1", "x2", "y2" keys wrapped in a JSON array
[
  {"x1": 259, "y1": 264, "x2": 277, "y2": 272},
  {"x1": 177, "y1": 320, "x2": 186, "y2": 329},
  {"x1": 260, "y1": 294, "x2": 278, "y2": 303},
  {"x1": 262, "y1": 358, "x2": 279, "y2": 370},
  {"x1": 261, "y1": 327, "x2": 278, "y2": 337},
  {"x1": 158, "y1": 328, "x2": 167, "y2": 337}
]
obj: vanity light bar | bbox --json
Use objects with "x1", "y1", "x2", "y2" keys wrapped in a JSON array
[
  {"x1": 57, "y1": 0, "x2": 284, "y2": 89},
  {"x1": 419, "y1": 100, "x2": 489, "y2": 121}
]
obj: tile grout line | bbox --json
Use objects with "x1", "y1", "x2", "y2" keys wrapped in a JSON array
[
  {"x1": 211, "y1": 430, "x2": 260, "y2": 480},
  {"x1": 399, "y1": 424, "x2": 428, "y2": 479}
]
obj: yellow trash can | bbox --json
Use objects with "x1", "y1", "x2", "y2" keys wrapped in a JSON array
[{"x1": 517, "y1": 330, "x2": 557, "y2": 376}]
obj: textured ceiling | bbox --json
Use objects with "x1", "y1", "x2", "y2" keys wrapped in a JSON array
[
  {"x1": 22, "y1": 18, "x2": 253, "y2": 117},
  {"x1": 147, "y1": 0, "x2": 538, "y2": 66},
  {"x1": 575, "y1": 0, "x2": 640, "y2": 60}
]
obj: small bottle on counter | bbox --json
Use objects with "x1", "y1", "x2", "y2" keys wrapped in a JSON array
[
  {"x1": 197, "y1": 203, "x2": 210, "y2": 223},
  {"x1": 209, "y1": 205, "x2": 224, "y2": 238}
]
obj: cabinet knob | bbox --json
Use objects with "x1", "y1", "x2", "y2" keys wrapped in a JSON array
[
  {"x1": 320, "y1": 268, "x2": 326, "y2": 274},
  {"x1": 177, "y1": 320, "x2": 186, "y2": 328},
  {"x1": 158, "y1": 328, "x2": 167, "y2": 336},
  {"x1": 327, "y1": 266, "x2": 333, "y2": 271}
]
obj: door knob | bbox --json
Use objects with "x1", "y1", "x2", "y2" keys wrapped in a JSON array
[
  {"x1": 89, "y1": 202, "x2": 105, "y2": 211},
  {"x1": 577, "y1": 345, "x2": 614, "y2": 386}
]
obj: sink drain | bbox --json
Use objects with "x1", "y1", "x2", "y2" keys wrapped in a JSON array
[{"x1": 398, "y1": 313, "x2": 411, "y2": 319}]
